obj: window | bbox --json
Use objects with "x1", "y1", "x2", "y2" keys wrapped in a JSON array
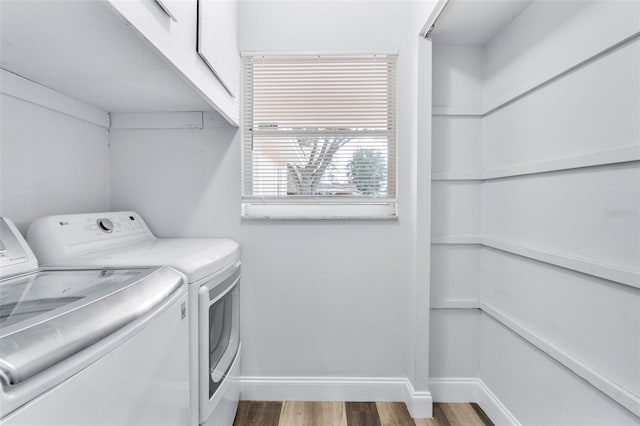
[{"x1": 242, "y1": 54, "x2": 397, "y2": 219}]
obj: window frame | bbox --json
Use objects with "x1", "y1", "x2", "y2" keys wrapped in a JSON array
[{"x1": 240, "y1": 51, "x2": 399, "y2": 220}]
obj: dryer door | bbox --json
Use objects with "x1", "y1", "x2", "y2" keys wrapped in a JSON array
[{"x1": 198, "y1": 262, "x2": 240, "y2": 421}]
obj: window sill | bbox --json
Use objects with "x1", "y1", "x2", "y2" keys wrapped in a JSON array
[{"x1": 241, "y1": 202, "x2": 398, "y2": 220}]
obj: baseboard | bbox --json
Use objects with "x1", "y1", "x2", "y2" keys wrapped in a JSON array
[
  {"x1": 404, "y1": 379, "x2": 434, "y2": 418},
  {"x1": 240, "y1": 376, "x2": 433, "y2": 418},
  {"x1": 475, "y1": 379, "x2": 521, "y2": 426},
  {"x1": 429, "y1": 378, "x2": 520, "y2": 426},
  {"x1": 239, "y1": 375, "x2": 517, "y2": 423}
]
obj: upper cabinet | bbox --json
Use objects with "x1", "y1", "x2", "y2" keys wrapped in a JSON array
[
  {"x1": 0, "y1": 0, "x2": 239, "y2": 126},
  {"x1": 106, "y1": 0, "x2": 240, "y2": 124}
]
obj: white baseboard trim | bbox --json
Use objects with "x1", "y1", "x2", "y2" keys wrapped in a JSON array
[
  {"x1": 239, "y1": 375, "x2": 520, "y2": 422},
  {"x1": 476, "y1": 379, "x2": 522, "y2": 426},
  {"x1": 405, "y1": 379, "x2": 434, "y2": 418},
  {"x1": 429, "y1": 378, "x2": 520, "y2": 426},
  {"x1": 239, "y1": 376, "x2": 433, "y2": 418}
]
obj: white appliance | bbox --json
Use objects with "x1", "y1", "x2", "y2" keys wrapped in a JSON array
[
  {"x1": 27, "y1": 211, "x2": 241, "y2": 426},
  {"x1": 0, "y1": 217, "x2": 190, "y2": 425}
]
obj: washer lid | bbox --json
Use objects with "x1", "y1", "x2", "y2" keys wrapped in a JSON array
[
  {"x1": 45, "y1": 238, "x2": 240, "y2": 283},
  {"x1": 0, "y1": 266, "x2": 183, "y2": 386}
]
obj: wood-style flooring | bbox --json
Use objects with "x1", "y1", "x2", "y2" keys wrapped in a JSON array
[{"x1": 233, "y1": 401, "x2": 494, "y2": 426}]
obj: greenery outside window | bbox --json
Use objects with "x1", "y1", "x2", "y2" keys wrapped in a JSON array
[{"x1": 241, "y1": 54, "x2": 397, "y2": 219}]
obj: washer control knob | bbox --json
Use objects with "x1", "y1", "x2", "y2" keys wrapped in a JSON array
[{"x1": 97, "y1": 218, "x2": 114, "y2": 233}]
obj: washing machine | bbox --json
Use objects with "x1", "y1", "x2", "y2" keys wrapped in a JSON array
[
  {"x1": 0, "y1": 217, "x2": 190, "y2": 425},
  {"x1": 27, "y1": 211, "x2": 241, "y2": 426}
]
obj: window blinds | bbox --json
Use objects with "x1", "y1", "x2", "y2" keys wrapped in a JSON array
[{"x1": 242, "y1": 54, "x2": 397, "y2": 214}]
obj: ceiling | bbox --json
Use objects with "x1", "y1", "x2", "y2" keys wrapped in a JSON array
[{"x1": 431, "y1": 0, "x2": 533, "y2": 46}]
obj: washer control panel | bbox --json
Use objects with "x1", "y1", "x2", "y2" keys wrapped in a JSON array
[
  {"x1": 0, "y1": 218, "x2": 29, "y2": 268},
  {"x1": 27, "y1": 211, "x2": 155, "y2": 264},
  {"x1": 70, "y1": 213, "x2": 147, "y2": 236},
  {"x1": 0, "y1": 217, "x2": 38, "y2": 278}
]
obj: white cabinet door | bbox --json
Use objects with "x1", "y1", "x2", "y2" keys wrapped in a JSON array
[
  {"x1": 197, "y1": 0, "x2": 240, "y2": 99},
  {"x1": 107, "y1": 0, "x2": 240, "y2": 125}
]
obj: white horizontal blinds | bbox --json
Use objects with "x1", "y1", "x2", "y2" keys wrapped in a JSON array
[{"x1": 242, "y1": 55, "x2": 397, "y2": 202}]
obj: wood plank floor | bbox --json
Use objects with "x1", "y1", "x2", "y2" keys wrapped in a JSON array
[{"x1": 234, "y1": 401, "x2": 494, "y2": 426}]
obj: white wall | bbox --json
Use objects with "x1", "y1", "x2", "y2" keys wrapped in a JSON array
[
  {"x1": 478, "y1": 4, "x2": 640, "y2": 420},
  {"x1": 482, "y1": 0, "x2": 640, "y2": 112},
  {"x1": 432, "y1": 116, "x2": 482, "y2": 177},
  {"x1": 429, "y1": 308, "x2": 479, "y2": 378},
  {"x1": 479, "y1": 313, "x2": 638, "y2": 426},
  {"x1": 0, "y1": 77, "x2": 111, "y2": 234},
  {"x1": 430, "y1": 1, "x2": 640, "y2": 423},
  {"x1": 432, "y1": 46, "x2": 483, "y2": 115},
  {"x1": 431, "y1": 181, "x2": 481, "y2": 238},
  {"x1": 110, "y1": 113, "x2": 414, "y2": 379},
  {"x1": 109, "y1": 1, "x2": 436, "y2": 414},
  {"x1": 483, "y1": 32, "x2": 640, "y2": 172}
]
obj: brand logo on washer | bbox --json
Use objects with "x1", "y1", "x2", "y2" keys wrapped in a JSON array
[{"x1": 181, "y1": 302, "x2": 186, "y2": 320}]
